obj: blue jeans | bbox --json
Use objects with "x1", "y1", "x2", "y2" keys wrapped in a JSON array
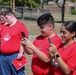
[
  {"x1": 0, "y1": 52, "x2": 2, "y2": 75},
  {"x1": 1, "y1": 53, "x2": 25, "y2": 75}
]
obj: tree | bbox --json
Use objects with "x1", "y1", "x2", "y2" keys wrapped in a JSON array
[
  {"x1": 55, "y1": 0, "x2": 76, "y2": 23},
  {"x1": 55, "y1": 0, "x2": 66, "y2": 23},
  {"x1": 15, "y1": 0, "x2": 40, "y2": 8},
  {"x1": 0, "y1": 0, "x2": 10, "y2": 5}
]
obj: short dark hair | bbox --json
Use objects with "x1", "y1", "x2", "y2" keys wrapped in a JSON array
[
  {"x1": 3, "y1": 9, "x2": 16, "y2": 17},
  {"x1": 37, "y1": 13, "x2": 55, "y2": 28}
]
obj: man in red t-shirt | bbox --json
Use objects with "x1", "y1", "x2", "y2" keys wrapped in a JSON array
[
  {"x1": 21, "y1": 13, "x2": 62, "y2": 75},
  {"x1": 0, "y1": 9, "x2": 28, "y2": 75}
]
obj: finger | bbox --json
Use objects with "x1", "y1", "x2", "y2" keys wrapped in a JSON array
[
  {"x1": 50, "y1": 43, "x2": 54, "y2": 45},
  {"x1": 23, "y1": 38, "x2": 27, "y2": 40},
  {"x1": 49, "y1": 43, "x2": 53, "y2": 47},
  {"x1": 21, "y1": 40, "x2": 26, "y2": 44},
  {"x1": 49, "y1": 47, "x2": 52, "y2": 52},
  {"x1": 21, "y1": 38, "x2": 27, "y2": 42}
]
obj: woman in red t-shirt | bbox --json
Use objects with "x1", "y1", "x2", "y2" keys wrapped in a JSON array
[{"x1": 49, "y1": 21, "x2": 76, "y2": 75}]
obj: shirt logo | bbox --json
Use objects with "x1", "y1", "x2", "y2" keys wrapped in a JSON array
[{"x1": 4, "y1": 33, "x2": 11, "y2": 41}]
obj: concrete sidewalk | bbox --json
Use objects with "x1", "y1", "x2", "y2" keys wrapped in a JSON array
[{"x1": 29, "y1": 35, "x2": 37, "y2": 41}]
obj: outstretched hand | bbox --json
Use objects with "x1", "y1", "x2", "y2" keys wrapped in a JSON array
[{"x1": 21, "y1": 38, "x2": 35, "y2": 50}]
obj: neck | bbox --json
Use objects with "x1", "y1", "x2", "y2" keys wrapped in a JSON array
[
  {"x1": 47, "y1": 31, "x2": 56, "y2": 38},
  {"x1": 9, "y1": 18, "x2": 17, "y2": 27},
  {"x1": 64, "y1": 39, "x2": 74, "y2": 47},
  {"x1": 4, "y1": 22, "x2": 8, "y2": 25}
]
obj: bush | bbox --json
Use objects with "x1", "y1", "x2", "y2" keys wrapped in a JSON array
[{"x1": 71, "y1": 9, "x2": 76, "y2": 15}]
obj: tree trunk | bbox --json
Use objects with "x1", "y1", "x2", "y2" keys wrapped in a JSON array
[{"x1": 61, "y1": 5, "x2": 65, "y2": 23}]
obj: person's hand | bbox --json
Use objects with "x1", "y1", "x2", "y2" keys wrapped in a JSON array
[
  {"x1": 21, "y1": 38, "x2": 27, "y2": 45},
  {"x1": 17, "y1": 53, "x2": 23, "y2": 59},
  {"x1": 21, "y1": 38, "x2": 35, "y2": 50},
  {"x1": 49, "y1": 43, "x2": 58, "y2": 56}
]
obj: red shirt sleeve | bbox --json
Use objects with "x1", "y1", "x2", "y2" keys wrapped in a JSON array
[{"x1": 67, "y1": 46, "x2": 76, "y2": 72}]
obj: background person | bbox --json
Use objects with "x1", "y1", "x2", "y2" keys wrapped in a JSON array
[
  {"x1": 0, "y1": 11, "x2": 8, "y2": 25},
  {"x1": 0, "y1": 11, "x2": 7, "y2": 75},
  {"x1": 0, "y1": 9, "x2": 28, "y2": 75}
]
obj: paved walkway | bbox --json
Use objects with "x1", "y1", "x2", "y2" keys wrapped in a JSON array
[{"x1": 29, "y1": 35, "x2": 37, "y2": 41}]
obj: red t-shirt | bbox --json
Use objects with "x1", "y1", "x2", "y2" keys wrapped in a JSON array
[
  {"x1": 1, "y1": 20, "x2": 28, "y2": 54},
  {"x1": 32, "y1": 34, "x2": 62, "y2": 75},
  {"x1": 0, "y1": 24, "x2": 4, "y2": 51},
  {"x1": 53, "y1": 42, "x2": 76, "y2": 75},
  {"x1": 0, "y1": 24, "x2": 4, "y2": 35}
]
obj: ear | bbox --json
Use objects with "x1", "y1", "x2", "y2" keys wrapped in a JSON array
[
  {"x1": 10, "y1": 15, "x2": 13, "y2": 18},
  {"x1": 49, "y1": 24, "x2": 52, "y2": 30},
  {"x1": 71, "y1": 31, "x2": 76, "y2": 37}
]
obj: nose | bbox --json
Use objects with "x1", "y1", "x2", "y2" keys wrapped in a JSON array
[{"x1": 60, "y1": 32, "x2": 63, "y2": 37}]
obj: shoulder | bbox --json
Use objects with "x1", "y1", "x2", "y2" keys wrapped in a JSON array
[
  {"x1": 72, "y1": 42, "x2": 76, "y2": 48},
  {"x1": 16, "y1": 20, "x2": 27, "y2": 29},
  {"x1": 52, "y1": 34, "x2": 62, "y2": 43},
  {"x1": 16, "y1": 20, "x2": 25, "y2": 26},
  {"x1": 54, "y1": 34, "x2": 61, "y2": 40},
  {"x1": 0, "y1": 24, "x2": 4, "y2": 28},
  {"x1": 33, "y1": 35, "x2": 44, "y2": 42},
  {"x1": 36, "y1": 35, "x2": 44, "y2": 39}
]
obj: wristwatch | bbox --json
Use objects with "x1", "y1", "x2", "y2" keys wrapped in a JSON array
[{"x1": 55, "y1": 54, "x2": 60, "y2": 59}]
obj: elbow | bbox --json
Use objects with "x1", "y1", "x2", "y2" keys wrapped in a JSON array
[
  {"x1": 43, "y1": 58, "x2": 50, "y2": 63},
  {"x1": 64, "y1": 70, "x2": 72, "y2": 75}
]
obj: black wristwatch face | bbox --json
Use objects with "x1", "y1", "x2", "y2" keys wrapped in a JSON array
[{"x1": 55, "y1": 54, "x2": 60, "y2": 58}]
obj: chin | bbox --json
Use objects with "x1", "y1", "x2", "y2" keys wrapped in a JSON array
[
  {"x1": 41, "y1": 34, "x2": 44, "y2": 36},
  {"x1": 62, "y1": 40, "x2": 66, "y2": 43},
  {"x1": 42, "y1": 35, "x2": 47, "y2": 38}
]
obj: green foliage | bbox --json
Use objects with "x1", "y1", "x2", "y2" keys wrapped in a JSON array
[
  {"x1": 70, "y1": 0, "x2": 76, "y2": 2},
  {"x1": 15, "y1": 0, "x2": 40, "y2": 8},
  {"x1": 15, "y1": 0, "x2": 25, "y2": 6},
  {"x1": 0, "y1": 0, "x2": 54, "y2": 8},
  {"x1": 26, "y1": 0, "x2": 40, "y2": 8},
  {"x1": 71, "y1": 9, "x2": 76, "y2": 15},
  {"x1": 0, "y1": 0, "x2": 51, "y2": 8},
  {"x1": 0, "y1": 0, "x2": 76, "y2": 7},
  {"x1": 0, "y1": 0, "x2": 9, "y2": 5}
]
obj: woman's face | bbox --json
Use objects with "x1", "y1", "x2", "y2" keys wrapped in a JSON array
[{"x1": 60, "y1": 25, "x2": 75, "y2": 43}]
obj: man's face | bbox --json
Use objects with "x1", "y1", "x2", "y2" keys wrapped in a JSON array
[
  {"x1": 5, "y1": 15, "x2": 13, "y2": 25},
  {"x1": 39, "y1": 24, "x2": 52, "y2": 37}
]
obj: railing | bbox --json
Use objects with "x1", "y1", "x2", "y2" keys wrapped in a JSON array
[
  {"x1": 0, "y1": 5, "x2": 76, "y2": 22},
  {"x1": 0, "y1": 5, "x2": 61, "y2": 21}
]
